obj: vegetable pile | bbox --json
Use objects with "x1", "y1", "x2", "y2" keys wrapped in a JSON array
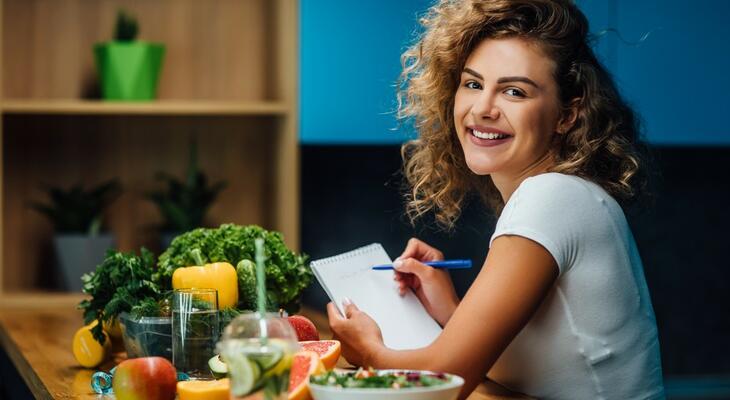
[{"x1": 79, "y1": 224, "x2": 311, "y2": 344}]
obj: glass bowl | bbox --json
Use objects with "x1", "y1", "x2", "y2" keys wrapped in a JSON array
[{"x1": 118, "y1": 312, "x2": 173, "y2": 359}]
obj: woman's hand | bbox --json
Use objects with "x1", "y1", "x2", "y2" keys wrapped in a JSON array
[
  {"x1": 394, "y1": 238, "x2": 460, "y2": 326},
  {"x1": 327, "y1": 300, "x2": 385, "y2": 367}
]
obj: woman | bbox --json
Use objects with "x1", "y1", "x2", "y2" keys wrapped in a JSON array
[{"x1": 327, "y1": 1, "x2": 665, "y2": 399}]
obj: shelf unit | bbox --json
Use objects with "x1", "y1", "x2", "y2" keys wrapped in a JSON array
[{"x1": 0, "y1": 0, "x2": 300, "y2": 293}]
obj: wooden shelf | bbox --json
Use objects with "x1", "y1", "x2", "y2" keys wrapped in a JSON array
[
  {"x1": 0, "y1": 0, "x2": 301, "y2": 293},
  {"x1": 0, "y1": 100, "x2": 290, "y2": 116}
]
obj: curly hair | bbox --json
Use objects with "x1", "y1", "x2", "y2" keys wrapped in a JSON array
[{"x1": 399, "y1": 0, "x2": 647, "y2": 228}]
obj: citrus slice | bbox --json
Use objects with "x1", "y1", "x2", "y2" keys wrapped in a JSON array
[
  {"x1": 298, "y1": 340, "x2": 341, "y2": 370},
  {"x1": 177, "y1": 378, "x2": 230, "y2": 400},
  {"x1": 288, "y1": 351, "x2": 325, "y2": 400},
  {"x1": 225, "y1": 354, "x2": 261, "y2": 396}
]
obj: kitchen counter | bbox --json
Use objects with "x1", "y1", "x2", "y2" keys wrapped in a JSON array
[{"x1": 0, "y1": 293, "x2": 528, "y2": 399}]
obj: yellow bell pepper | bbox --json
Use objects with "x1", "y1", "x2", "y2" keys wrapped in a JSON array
[{"x1": 172, "y1": 249, "x2": 239, "y2": 309}]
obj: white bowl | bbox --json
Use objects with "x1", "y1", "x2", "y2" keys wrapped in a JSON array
[{"x1": 309, "y1": 369, "x2": 464, "y2": 400}]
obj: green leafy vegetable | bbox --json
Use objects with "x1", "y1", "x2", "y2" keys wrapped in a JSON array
[
  {"x1": 78, "y1": 248, "x2": 162, "y2": 343},
  {"x1": 156, "y1": 224, "x2": 311, "y2": 313}
]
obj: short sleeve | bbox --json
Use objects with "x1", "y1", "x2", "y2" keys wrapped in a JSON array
[{"x1": 490, "y1": 173, "x2": 598, "y2": 275}]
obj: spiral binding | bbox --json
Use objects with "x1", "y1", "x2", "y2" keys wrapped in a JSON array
[{"x1": 310, "y1": 243, "x2": 382, "y2": 267}]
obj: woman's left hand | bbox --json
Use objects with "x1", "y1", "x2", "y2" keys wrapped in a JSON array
[{"x1": 327, "y1": 300, "x2": 385, "y2": 367}]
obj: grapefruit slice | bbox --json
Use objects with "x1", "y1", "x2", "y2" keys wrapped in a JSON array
[
  {"x1": 288, "y1": 351, "x2": 325, "y2": 400},
  {"x1": 298, "y1": 340, "x2": 341, "y2": 370}
]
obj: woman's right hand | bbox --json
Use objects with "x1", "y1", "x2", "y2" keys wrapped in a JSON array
[{"x1": 394, "y1": 238, "x2": 460, "y2": 326}]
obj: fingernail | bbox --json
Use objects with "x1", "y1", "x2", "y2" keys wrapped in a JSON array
[
  {"x1": 393, "y1": 259, "x2": 403, "y2": 269},
  {"x1": 342, "y1": 297, "x2": 353, "y2": 306}
]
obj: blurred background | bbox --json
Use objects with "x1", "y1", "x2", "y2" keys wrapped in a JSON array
[{"x1": 1, "y1": 0, "x2": 728, "y2": 398}]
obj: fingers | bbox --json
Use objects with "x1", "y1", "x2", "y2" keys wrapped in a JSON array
[
  {"x1": 393, "y1": 257, "x2": 433, "y2": 279},
  {"x1": 399, "y1": 237, "x2": 444, "y2": 262},
  {"x1": 393, "y1": 268, "x2": 418, "y2": 296},
  {"x1": 342, "y1": 297, "x2": 359, "y2": 318},
  {"x1": 327, "y1": 302, "x2": 345, "y2": 327}
]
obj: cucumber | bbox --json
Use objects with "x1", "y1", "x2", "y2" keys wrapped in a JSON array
[
  {"x1": 251, "y1": 349, "x2": 283, "y2": 371},
  {"x1": 225, "y1": 354, "x2": 262, "y2": 396},
  {"x1": 208, "y1": 355, "x2": 228, "y2": 379}
]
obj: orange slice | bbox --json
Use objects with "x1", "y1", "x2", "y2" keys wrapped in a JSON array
[
  {"x1": 288, "y1": 351, "x2": 325, "y2": 400},
  {"x1": 177, "y1": 378, "x2": 230, "y2": 400},
  {"x1": 298, "y1": 340, "x2": 341, "y2": 370}
]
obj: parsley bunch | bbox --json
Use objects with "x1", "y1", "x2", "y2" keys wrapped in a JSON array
[{"x1": 78, "y1": 248, "x2": 163, "y2": 343}]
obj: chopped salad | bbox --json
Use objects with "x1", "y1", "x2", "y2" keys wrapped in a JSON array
[{"x1": 310, "y1": 367, "x2": 451, "y2": 389}]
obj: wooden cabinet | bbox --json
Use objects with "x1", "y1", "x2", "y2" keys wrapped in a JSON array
[{"x1": 0, "y1": 0, "x2": 300, "y2": 292}]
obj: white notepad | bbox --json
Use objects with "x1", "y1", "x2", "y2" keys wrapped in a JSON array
[{"x1": 310, "y1": 243, "x2": 442, "y2": 350}]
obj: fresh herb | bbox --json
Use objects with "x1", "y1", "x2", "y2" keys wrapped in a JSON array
[
  {"x1": 78, "y1": 248, "x2": 163, "y2": 343},
  {"x1": 310, "y1": 368, "x2": 451, "y2": 389},
  {"x1": 130, "y1": 297, "x2": 168, "y2": 319},
  {"x1": 156, "y1": 224, "x2": 311, "y2": 313}
]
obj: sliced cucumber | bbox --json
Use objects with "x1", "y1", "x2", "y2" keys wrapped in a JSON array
[
  {"x1": 226, "y1": 354, "x2": 258, "y2": 396},
  {"x1": 226, "y1": 355, "x2": 256, "y2": 396},
  {"x1": 208, "y1": 355, "x2": 228, "y2": 379},
  {"x1": 251, "y1": 349, "x2": 283, "y2": 371}
]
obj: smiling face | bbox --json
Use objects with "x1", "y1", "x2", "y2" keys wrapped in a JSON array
[{"x1": 454, "y1": 37, "x2": 564, "y2": 181}]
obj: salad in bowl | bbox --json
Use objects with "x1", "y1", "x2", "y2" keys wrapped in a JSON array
[{"x1": 309, "y1": 367, "x2": 464, "y2": 400}]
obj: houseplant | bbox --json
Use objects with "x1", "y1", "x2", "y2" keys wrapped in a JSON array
[
  {"x1": 147, "y1": 140, "x2": 227, "y2": 247},
  {"x1": 30, "y1": 179, "x2": 122, "y2": 291},
  {"x1": 94, "y1": 9, "x2": 165, "y2": 100}
]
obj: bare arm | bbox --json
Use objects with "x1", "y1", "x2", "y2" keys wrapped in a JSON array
[{"x1": 329, "y1": 235, "x2": 558, "y2": 399}]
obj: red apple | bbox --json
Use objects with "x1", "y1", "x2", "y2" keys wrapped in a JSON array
[
  {"x1": 287, "y1": 315, "x2": 319, "y2": 341},
  {"x1": 112, "y1": 357, "x2": 177, "y2": 400}
]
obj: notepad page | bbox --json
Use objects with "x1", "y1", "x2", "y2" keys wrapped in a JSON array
[{"x1": 311, "y1": 243, "x2": 442, "y2": 350}]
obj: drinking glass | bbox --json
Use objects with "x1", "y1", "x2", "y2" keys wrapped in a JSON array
[
  {"x1": 172, "y1": 288, "x2": 219, "y2": 379},
  {"x1": 217, "y1": 312, "x2": 300, "y2": 399}
]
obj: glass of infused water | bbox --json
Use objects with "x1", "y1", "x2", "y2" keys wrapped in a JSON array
[
  {"x1": 217, "y1": 312, "x2": 299, "y2": 399},
  {"x1": 172, "y1": 288, "x2": 220, "y2": 379}
]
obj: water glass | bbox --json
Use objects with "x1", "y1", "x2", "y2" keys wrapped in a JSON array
[{"x1": 172, "y1": 288, "x2": 219, "y2": 379}]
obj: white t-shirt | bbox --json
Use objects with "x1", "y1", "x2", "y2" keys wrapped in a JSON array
[{"x1": 488, "y1": 173, "x2": 665, "y2": 400}]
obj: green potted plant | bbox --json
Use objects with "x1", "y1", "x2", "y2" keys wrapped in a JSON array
[
  {"x1": 94, "y1": 9, "x2": 165, "y2": 100},
  {"x1": 30, "y1": 179, "x2": 122, "y2": 291},
  {"x1": 147, "y1": 141, "x2": 227, "y2": 248}
]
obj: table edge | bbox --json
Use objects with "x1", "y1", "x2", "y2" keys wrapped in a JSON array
[{"x1": 0, "y1": 319, "x2": 53, "y2": 399}]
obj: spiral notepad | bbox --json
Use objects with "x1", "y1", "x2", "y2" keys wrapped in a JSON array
[{"x1": 311, "y1": 243, "x2": 442, "y2": 350}]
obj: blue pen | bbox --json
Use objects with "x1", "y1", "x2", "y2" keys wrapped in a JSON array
[{"x1": 371, "y1": 259, "x2": 472, "y2": 270}]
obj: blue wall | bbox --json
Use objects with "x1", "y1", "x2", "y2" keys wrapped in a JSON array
[
  {"x1": 300, "y1": 0, "x2": 429, "y2": 144},
  {"x1": 300, "y1": 0, "x2": 730, "y2": 145}
]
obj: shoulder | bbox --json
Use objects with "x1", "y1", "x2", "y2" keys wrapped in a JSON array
[
  {"x1": 515, "y1": 173, "x2": 596, "y2": 203},
  {"x1": 492, "y1": 173, "x2": 618, "y2": 274},
  {"x1": 508, "y1": 173, "x2": 616, "y2": 217}
]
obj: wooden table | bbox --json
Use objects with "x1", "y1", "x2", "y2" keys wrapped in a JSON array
[{"x1": 0, "y1": 293, "x2": 528, "y2": 399}]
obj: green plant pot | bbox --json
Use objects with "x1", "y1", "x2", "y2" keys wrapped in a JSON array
[{"x1": 94, "y1": 41, "x2": 165, "y2": 101}]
